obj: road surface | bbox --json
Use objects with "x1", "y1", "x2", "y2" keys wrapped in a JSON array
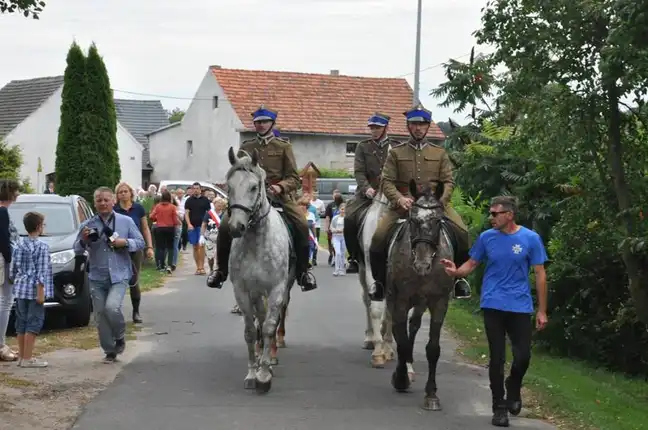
[{"x1": 71, "y1": 251, "x2": 556, "y2": 430}]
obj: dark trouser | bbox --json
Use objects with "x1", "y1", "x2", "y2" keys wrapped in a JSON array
[
  {"x1": 483, "y1": 308, "x2": 532, "y2": 404},
  {"x1": 180, "y1": 220, "x2": 189, "y2": 249},
  {"x1": 216, "y1": 201, "x2": 311, "y2": 278},
  {"x1": 129, "y1": 250, "x2": 143, "y2": 313},
  {"x1": 154, "y1": 227, "x2": 175, "y2": 269},
  {"x1": 369, "y1": 209, "x2": 401, "y2": 290},
  {"x1": 344, "y1": 195, "x2": 372, "y2": 261}
]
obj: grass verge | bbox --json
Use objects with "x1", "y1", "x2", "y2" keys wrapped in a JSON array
[
  {"x1": 445, "y1": 299, "x2": 648, "y2": 430},
  {"x1": 137, "y1": 262, "x2": 168, "y2": 293}
]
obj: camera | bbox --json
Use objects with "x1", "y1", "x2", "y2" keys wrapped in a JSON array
[{"x1": 87, "y1": 228, "x2": 100, "y2": 242}]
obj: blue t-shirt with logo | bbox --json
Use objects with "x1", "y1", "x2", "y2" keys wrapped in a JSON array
[{"x1": 469, "y1": 226, "x2": 547, "y2": 314}]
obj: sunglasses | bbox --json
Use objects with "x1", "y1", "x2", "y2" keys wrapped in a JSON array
[{"x1": 489, "y1": 210, "x2": 510, "y2": 217}]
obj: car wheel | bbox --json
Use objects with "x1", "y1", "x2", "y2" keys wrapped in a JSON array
[{"x1": 67, "y1": 273, "x2": 92, "y2": 328}]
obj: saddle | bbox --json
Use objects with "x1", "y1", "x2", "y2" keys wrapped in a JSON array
[{"x1": 386, "y1": 217, "x2": 456, "y2": 261}]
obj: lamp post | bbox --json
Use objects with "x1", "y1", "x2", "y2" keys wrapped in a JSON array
[{"x1": 413, "y1": 0, "x2": 422, "y2": 105}]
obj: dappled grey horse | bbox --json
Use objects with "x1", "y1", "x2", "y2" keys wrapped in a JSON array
[
  {"x1": 356, "y1": 192, "x2": 395, "y2": 368},
  {"x1": 224, "y1": 146, "x2": 295, "y2": 394},
  {"x1": 386, "y1": 179, "x2": 455, "y2": 411}
]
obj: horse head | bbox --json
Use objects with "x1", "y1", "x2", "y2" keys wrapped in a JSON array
[
  {"x1": 226, "y1": 146, "x2": 268, "y2": 238},
  {"x1": 407, "y1": 178, "x2": 446, "y2": 275}
]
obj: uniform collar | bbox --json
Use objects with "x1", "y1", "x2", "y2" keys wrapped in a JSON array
[
  {"x1": 374, "y1": 135, "x2": 390, "y2": 148},
  {"x1": 257, "y1": 133, "x2": 274, "y2": 146},
  {"x1": 408, "y1": 138, "x2": 429, "y2": 150}
]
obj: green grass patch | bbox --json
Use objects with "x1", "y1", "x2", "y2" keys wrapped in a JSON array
[
  {"x1": 135, "y1": 262, "x2": 169, "y2": 293},
  {"x1": 445, "y1": 299, "x2": 648, "y2": 430}
]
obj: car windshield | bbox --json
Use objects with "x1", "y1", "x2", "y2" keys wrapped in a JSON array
[{"x1": 8, "y1": 203, "x2": 76, "y2": 236}]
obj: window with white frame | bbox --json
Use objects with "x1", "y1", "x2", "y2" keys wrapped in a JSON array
[{"x1": 346, "y1": 141, "x2": 358, "y2": 156}]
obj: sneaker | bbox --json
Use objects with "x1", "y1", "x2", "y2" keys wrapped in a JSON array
[
  {"x1": 333, "y1": 271, "x2": 339, "y2": 277},
  {"x1": 165, "y1": 266, "x2": 172, "y2": 274},
  {"x1": 115, "y1": 338, "x2": 126, "y2": 355},
  {"x1": 0, "y1": 345, "x2": 18, "y2": 362},
  {"x1": 103, "y1": 353, "x2": 117, "y2": 363},
  {"x1": 20, "y1": 358, "x2": 48, "y2": 368},
  {"x1": 505, "y1": 377, "x2": 522, "y2": 416}
]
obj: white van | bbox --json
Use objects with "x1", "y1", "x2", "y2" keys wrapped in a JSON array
[{"x1": 158, "y1": 180, "x2": 227, "y2": 199}]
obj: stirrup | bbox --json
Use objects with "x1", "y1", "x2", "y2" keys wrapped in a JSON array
[
  {"x1": 368, "y1": 280, "x2": 385, "y2": 301},
  {"x1": 299, "y1": 271, "x2": 317, "y2": 292},
  {"x1": 453, "y1": 278, "x2": 472, "y2": 299}
]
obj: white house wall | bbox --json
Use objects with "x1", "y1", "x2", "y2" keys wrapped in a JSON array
[
  {"x1": 165, "y1": 69, "x2": 242, "y2": 184},
  {"x1": 6, "y1": 86, "x2": 63, "y2": 193},
  {"x1": 5, "y1": 86, "x2": 144, "y2": 192},
  {"x1": 116, "y1": 123, "x2": 144, "y2": 188},
  {"x1": 148, "y1": 123, "x2": 186, "y2": 183}
]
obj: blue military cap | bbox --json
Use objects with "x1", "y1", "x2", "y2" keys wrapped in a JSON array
[
  {"x1": 251, "y1": 105, "x2": 278, "y2": 122},
  {"x1": 367, "y1": 112, "x2": 390, "y2": 127},
  {"x1": 404, "y1": 104, "x2": 432, "y2": 123}
]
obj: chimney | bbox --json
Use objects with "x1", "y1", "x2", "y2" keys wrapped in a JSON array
[
  {"x1": 211, "y1": 65, "x2": 222, "y2": 69},
  {"x1": 330, "y1": 69, "x2": 340, "y2": 76}
]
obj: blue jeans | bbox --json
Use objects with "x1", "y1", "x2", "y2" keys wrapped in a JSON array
[
  {"x1": 172, "y1": 225, "x2": 181, "y2": 266},
  {"x1": 14, "y1": 298, "x2": 45, "y2": 335},
  {"x1": 90, "y1": 279, "x2": 128, "y2": 354}
]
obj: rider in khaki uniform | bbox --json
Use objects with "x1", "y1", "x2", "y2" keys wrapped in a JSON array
[
  {"x1": 368, "y1": 104, "x2": 472, "y2": 301},
  {"x1": 344, "y1": 112, "x2": 400, "y2": 274},
  {"x1": 207, "y1": 106, "x2": 317, "y2": 292}
]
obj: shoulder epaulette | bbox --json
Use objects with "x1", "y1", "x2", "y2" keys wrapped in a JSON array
[
  {"x1": 390, "y1": 141, "x2": 406, "y2": 148},
  {"x1": 241, "y1": 138, "x2": 256, "y2": 145}
]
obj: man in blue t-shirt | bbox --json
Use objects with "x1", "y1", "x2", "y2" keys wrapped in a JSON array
[{"x1": 440, "y1": 195, "x2": 548, "y2": 428}]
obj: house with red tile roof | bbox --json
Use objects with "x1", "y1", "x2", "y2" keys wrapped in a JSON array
[{"x1": 147, "y1": 66, "x2": 445, "y2": 184}]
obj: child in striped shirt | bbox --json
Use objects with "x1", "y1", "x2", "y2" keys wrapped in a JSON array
[{"x1": 9, "y1": 212, "x2": 54, "y2": 368}]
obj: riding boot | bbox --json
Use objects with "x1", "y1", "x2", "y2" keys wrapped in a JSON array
[
  {"x1": 294, "y1": 223, "x2": 317, "y2": 292},
  {"x1": 369, "y1": 248, "x2": 386, "y2": 301},
  {"x1": 206, "y1": 224, "x2": 232, "y2": 289},
  {"x1": 344, "y1": 216, "x2": 359, "y2": 274},
  {"x1": 453, "y1": 229, "x2": 472, "y2": 299}
]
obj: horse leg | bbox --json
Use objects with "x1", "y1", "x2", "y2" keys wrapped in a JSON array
[
  {"x1": 405, "y1": 306, "x2": 425, "y2": 382},
  {"x1": 422, "y1": 298, "x2": 450, "y2": 411},
  {"x1": 271, "y1": 305, "x2": 285, "y2": 366},
  {"x1": 237, "y1": 292, "x2": 257, "y2": 390},
  {"x1": 381, "y1": 305, "x2": 395, "y2": 361},
  {"x1": 391, "y1": 308, "x2": 411, "y2": 392},
  {"x1": 255, "y1": 285, "x2": 285, "y2": 394},
  {"x1": 359, "y1": 264, "x2": 375, "y2": 350},
  {"x1": 370, "y1": 300, "x2": 387, "y2": 368},
  {"x1": 277, "y1": 289, "x2": 290, "y2": 348}
]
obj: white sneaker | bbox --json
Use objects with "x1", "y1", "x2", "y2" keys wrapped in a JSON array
[
  {"x1": 333, "y1": 271, "x2": 339, "y2": 276},
  {"x1": 20, "y1": 358, "x2": 48, "y2": 368}
]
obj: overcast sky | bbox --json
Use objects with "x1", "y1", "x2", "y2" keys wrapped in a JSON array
[{"x1": 0, "y1": 0, "x2": 489, "y2": 125}]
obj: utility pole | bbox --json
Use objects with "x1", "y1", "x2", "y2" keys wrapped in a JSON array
[{"x1": 413, "y1": 0, "x2": 422, "y2": 105}]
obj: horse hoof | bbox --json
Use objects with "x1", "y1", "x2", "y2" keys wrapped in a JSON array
[
  {"x1": 270, "y1": 357, "x2": 279, "y2": 366},
  {"x1": 422, "y1": 395, "x2": 442, "y2": 411},
  {"x1": 362, "y1": 341, "x2": 375, "y2": 350},
  {"x1": 371, "y1": 355, "x2": 386, "y2": 368},
  {"x1": 391, "y1": 369, "x2": 410, "y2": 392},
  {"x1": 244, "y1": 378, "x2": 256, "y2": 390},
  {"x1": 255, "y1": 379, "x2": 272, "y2": 394}
]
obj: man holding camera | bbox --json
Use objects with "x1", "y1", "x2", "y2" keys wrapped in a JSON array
[{"x1": 74, "y1": 187, "x2": 145, "y2": 363}]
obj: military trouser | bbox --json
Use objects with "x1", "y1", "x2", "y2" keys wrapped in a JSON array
[
  {"x1": 369, "y1": 209, "x2": 402, "y2": 299},
  {"x1": 215, "y1": 200, "x2": 313, "y2": 284},
  {"x1": 343, "y1": 195, "x2": 373, "y2": 263},
  {"x1": 443, "y1": 205, "x2": 470, "y2": 267}
]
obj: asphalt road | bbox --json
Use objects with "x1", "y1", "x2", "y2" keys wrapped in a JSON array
[{"x1": 71, "y1": 251, "x2": 556, "y2": 430}]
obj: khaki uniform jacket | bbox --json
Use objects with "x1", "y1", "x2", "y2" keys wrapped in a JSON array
[
  {"x1": 353, "y1": 137, "x2": 400, "y2": 196},
  {"x1": 380, "y1": 138, "x2": 455, "y2": 207},
  {"x1": 238, "y1": 135, "x2": 301, "y2": 203}
]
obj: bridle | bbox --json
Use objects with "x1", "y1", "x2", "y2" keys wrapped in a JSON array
[
  {"x1": 409, "y1": 201, "x2": 444, "y2": 260},
  {"x1": 226, "y1": 168, "x2": 272, "y2": 230}
]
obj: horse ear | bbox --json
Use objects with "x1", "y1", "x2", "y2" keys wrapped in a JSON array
[
  {"x1": 435, "y1": 181, "x2": 444, "y2": 202},
  {"x1": 409, "y1": 179, "x2": 418, "y2": 199},
  {"x1": 228, "y1": 147, "x2": 237, "y2": 166},
  {"x1": 251, "y1": 148, "x2": 259, "y2": 166}
]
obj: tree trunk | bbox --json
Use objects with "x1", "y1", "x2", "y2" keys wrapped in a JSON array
[{"x1": 606, "y1": 83, "x2": 648, "y2": 322}]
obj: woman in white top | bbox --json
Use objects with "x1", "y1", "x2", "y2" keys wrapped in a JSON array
[{"x1": 330, "y1": 203, "x2": 347, "y2": 276}]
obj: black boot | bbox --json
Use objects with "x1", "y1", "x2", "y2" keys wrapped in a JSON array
[
  {"x1": 207, "y1": 225, "x2": 231, "y2": 289},
  {"x1": 295, "y1": 229, "x2": 317, "y2": 292},
  {"x1": 344, "y1": 217, "x2": 360, "y2": 274},
  {"x1": 130, "y1": 289, "x2": 142, "y2": 323},
  {"x1": 369, "y1": 248, "x2": 386, "y2": 301},
  {"x1": 491, "y1": 401, "x2": 510, "y2": 427},
  {"x1": 505, "y1": 377, "x2": 522, "y2": 416}
]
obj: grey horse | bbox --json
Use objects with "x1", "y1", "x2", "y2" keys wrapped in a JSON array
[
  {"x1": 224, "y1": 146, "x2": 295, "y2": 394},
  {"x1": 386, "y1": 179, "x2": 455, "y2": 411}
]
